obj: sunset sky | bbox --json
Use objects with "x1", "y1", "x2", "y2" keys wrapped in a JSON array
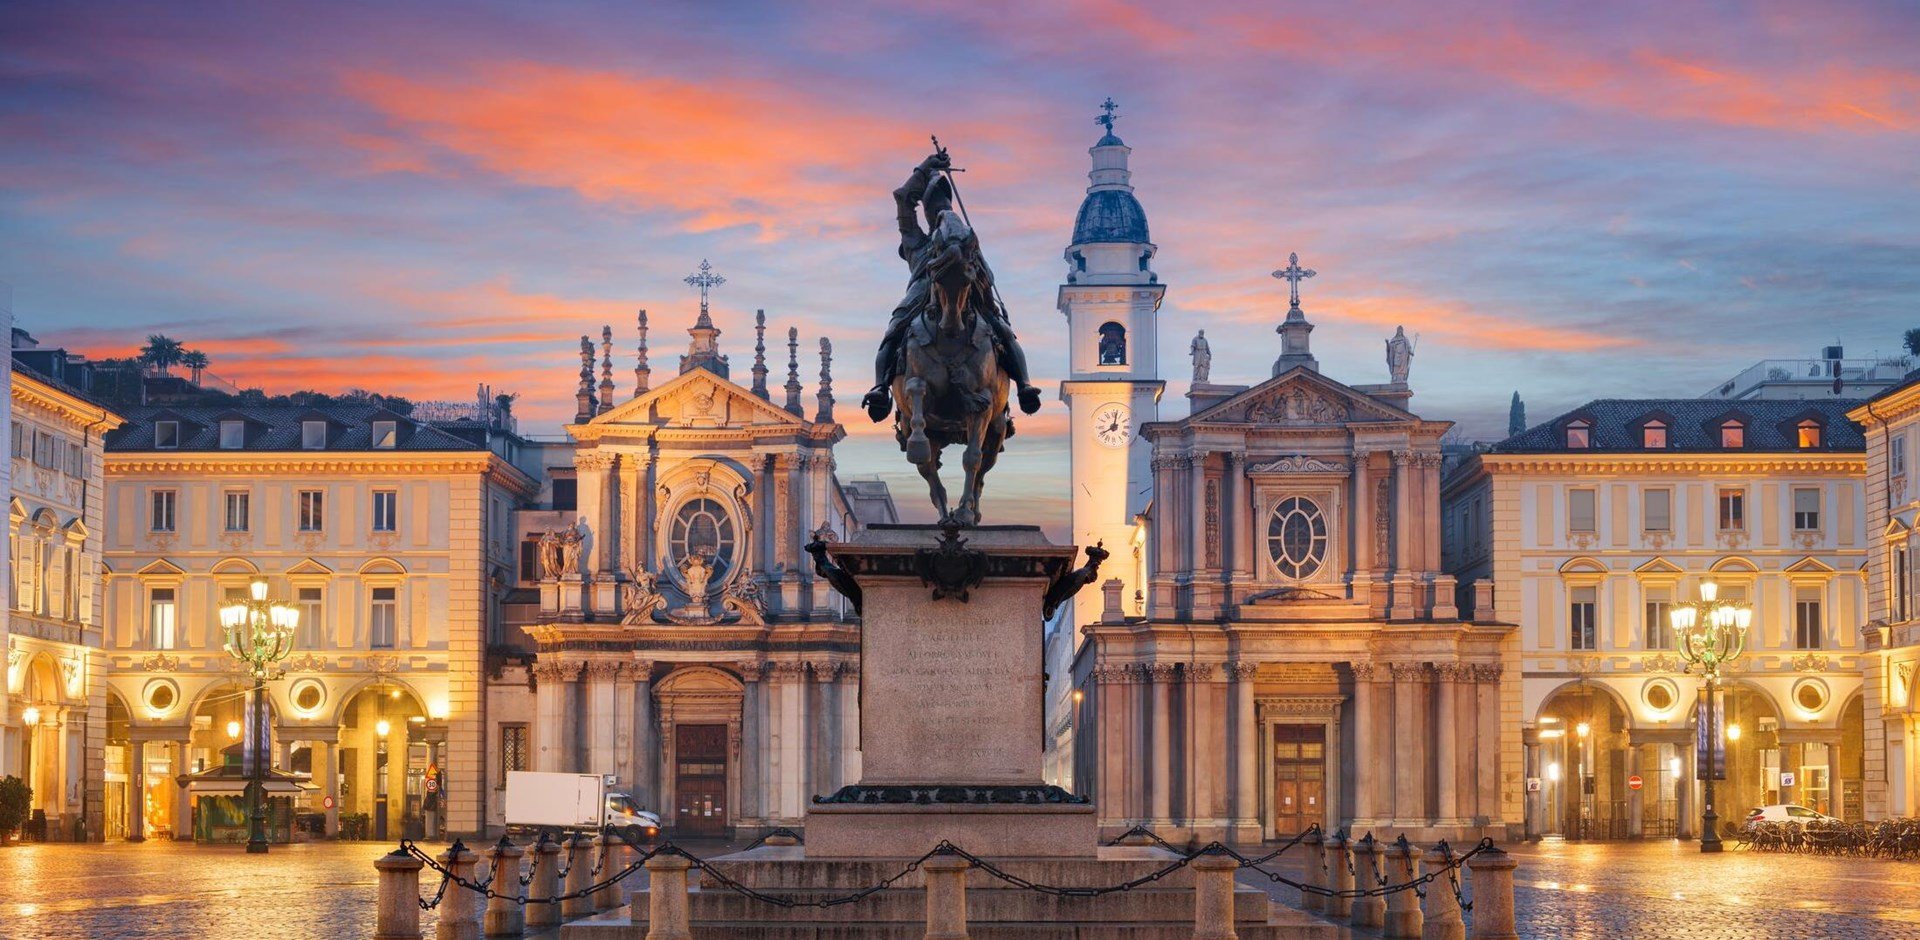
[{"x1": 6, "y1": 1, "x2": 1918, "y2": 528}]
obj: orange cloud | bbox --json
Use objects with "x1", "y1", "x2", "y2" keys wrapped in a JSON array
[
  {"x1": 341, "y1": 64, "x2": 944, "y2": 237},
  {"x1": 1175, "y1": 281, "x2": 1639, "y2": 353}
]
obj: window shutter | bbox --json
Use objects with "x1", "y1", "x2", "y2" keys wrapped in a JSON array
[
  {"x1": 46, "y1": 546, "x2": 68, "y2": 620},
  {"x1": 79, "y1": 555, "x2": 97, "y2": 626},
  {"x1": 17, "y1": 536, "x2": 36, "y2": 612}
]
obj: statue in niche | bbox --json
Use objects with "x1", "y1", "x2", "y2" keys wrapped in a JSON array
[{"x1": 1190, "y1": 329, "x2": 1211, "y2": 384}]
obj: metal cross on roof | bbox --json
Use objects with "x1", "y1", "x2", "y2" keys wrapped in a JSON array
[
  {"x1": 1096, "y1": 96, "x2": 1119, "y2": 133},
  {"x1": 684, "y1": 259, "x2": 726, "y2": 315},
  {"x1": 1271, "y1": 252, "x2": 1317, "y2": 309}
]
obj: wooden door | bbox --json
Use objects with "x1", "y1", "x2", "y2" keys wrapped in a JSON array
[
  {"x1": 674, "y1": 724, "x2": 729, "y2": 837},
  {"x1": 1272, "y1": 724, "x2": 1326, "y2": 835}
]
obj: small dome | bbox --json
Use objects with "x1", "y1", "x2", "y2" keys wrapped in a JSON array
[
  {"x1": 1095, "y1": 132, "x2": 1125, "y2": 147},
  {"x1": 1071, "y1": 190, "x2": 1150, "y2": 245}
]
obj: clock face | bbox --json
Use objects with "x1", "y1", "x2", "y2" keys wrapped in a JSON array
[{"x1": 1092, "y1": 403, "x2": 1133, "y2": 448}]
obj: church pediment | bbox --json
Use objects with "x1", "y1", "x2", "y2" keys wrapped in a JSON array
[
  {"x1": 1189, "y1": 367, "x2": 1417, "y2": 427},
  {"x1": 576, "y1": 367, "x2": 808, "y2": 434}
]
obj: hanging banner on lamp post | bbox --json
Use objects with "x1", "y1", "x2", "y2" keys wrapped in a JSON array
[{"x1": 1695, "y1": 689, "x2": 1726, "y2": 781}]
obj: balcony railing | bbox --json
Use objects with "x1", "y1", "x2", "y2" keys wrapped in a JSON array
[{"x1": 1707, "y1": 357, "x2": 1910, "y2": 398}]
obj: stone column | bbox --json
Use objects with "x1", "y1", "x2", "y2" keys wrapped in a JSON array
[
  {"x1": 1474, "y1": 664, "x2": 1502, "y2": 823},
  {"x1": 586, "y1": 660, "x2": 620, "y2": 776},
  {"x1": 774, "y1": 661, "x2": 808, "y2": 821},
  {"x1": 318, "y1": 740, "x2": 339, "y2": 836},
  {"x1": 737, "y1": 662, "x2": 764, "y2": 824},
  {"x1": 772, "y1": 454, "x2": 799, "y2": 612},
  {"x1": 1149, "y1": 455, "x2": 1183, "y2": 613},
  {"x1": 1677, "y1": 738, "x2": 1695, "y2": 840},
  {"x1": 1420, "y1": 453, "x2": 1444, "y2": 579},
  {"x1": 1148, "y1": 663, "x2": 1175, "y2": 827},
  {"x1": 1229, "y1": 662, "x2": 1260, "y2": 839},
  {"x1": 1435, "y1": 663, "x2": 1461, "y2": 827},
  {"x1": 1389, "y1": 451, "x2": 1415, "y2": 619},
  {"x1": 628, "y1": 661, "x2": 655, "y2": 806},
  {"x1": 614, "y1": 662, "x2": 638, "y2": 792},
  {"x1": 1626, "y1": 742, "x2": 1644, "y2": 839},
  {"x1": 1389, "y1": 662, "x2": 1425, "y2": 824},
  {"x1": 1190, "y1": 451, "x2": 1214, "y2": 614},
  {"x1": 1188, "y1": 663, "x2": 1226, "y2": 836},
  {"x1": 128, "y1": 739, "x2": 146, "y2": 841},
  {"x1": 1352, "y1": 452, "x2": 1374, "y2": 576},
  {"x1": 173, "y1": 739, "x2": 192, "y2": 840},
  {"x1": 532, "y1": 660, "x2": 582, "y2": 772},
  {"x1": 1227, "y1": 453, "x2": 1254, "y2": 591},
  {"x1": 1351, "y1": 662, "x2": 1377, "y2": 826},
  {"x1": 1523, "y1": 739, "x2": 1542, "y2": 841}
]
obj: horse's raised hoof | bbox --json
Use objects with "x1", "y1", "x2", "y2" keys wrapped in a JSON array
[
  {"x1": 1017, "y1": 385, "x2": 1042, "y2": 415},
  {"x1": 906, "y1": 435, "x2": 931, "y2": 465},
  {"x1": 951, "y1": 506, "x2": 979, "y2": 527},
  {"x1": 862, "y1": 388, "x2": 892, "y2": 423}
]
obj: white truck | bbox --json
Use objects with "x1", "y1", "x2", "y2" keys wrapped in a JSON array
[{"x1": 503, "y1": 771, "x2": 661, "y2": 842}]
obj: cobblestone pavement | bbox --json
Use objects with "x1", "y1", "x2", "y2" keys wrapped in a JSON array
[{"x1": 1241, "y1": 838, "x2": 1920, "y2": 940}]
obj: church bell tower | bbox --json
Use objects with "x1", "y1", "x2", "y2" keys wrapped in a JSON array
[{"x1": 1057, "y1": 98, "x2": 1164, "y2": 640}]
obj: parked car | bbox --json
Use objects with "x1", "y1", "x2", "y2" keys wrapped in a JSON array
[{"x1": 1745, "y1": 804, "x2": 1839, "y2": 827}]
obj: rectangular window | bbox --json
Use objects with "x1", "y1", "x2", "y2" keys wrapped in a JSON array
[
  {"x1": 551, "y1": 478, "x2": 578, "y2": 512},
  {"x1": 298, "y1": 490, "x2": 325, "y2": 532},
  {"x1": 1795, "y1": 588, "x2": 1824, "y2": 650},
  {"x1": 298, "y1": 586, "x2": 324, "y2": 650},
  {"x1": 154, "y1": 421, "x2": 180, "y2": 449},
  {"x1": 1644, "y1": 588, "x2": 1673, "y2": 651},
  {"x1": 520, "y1": 539, "x2": 540, "y2": 583},
  {"x1": 1894, "y1": 435, "x2": 1909, "y2": 477},
  {"x1": 371, "y1": 420, "x2": 398, "y2": 449},
  {"x1": 1721, "y1": 422, "x2": 1745, "y2": 448},
  {"x1": 150, "y1": 587, "x2": 177, "y2": 649},
  {"x1": 1643, "y1": 489, "x2": 1672, "y2": 533},
  {"x1": 1718, "y1": 488, "x2": 1745, "y2": 531},
  {"x1": 34, "y1": 431, "x2": 57, "y2": 468},
  {"x1": 1568, "y1": 489, "x2": 1597, "y2": 534},
  {"x1": 9, "y1": 423, "x2": 22, "y2": 457},
  {"x1": 499, "y1": 724, "x2": 528, "y2": 786},
  {"x1": 224, "y1": 491, "x2": 250, "y2": 532},
  {"x1": 1642, "y1": 422, "x2": 1668, "y2": 449},
  {"x1": 302, "y1": 420, "x2": 327, "y2": 450},
  {"x1": 371, "y1": 489, "x2": 398, "y2": 533},
  {"x1": 65, "y1": 441, "x2": 83, "y2": 477},
  {"x1": 1792, "y1": 487, "x2": 1821, "y2": 531},
  {"x1": 369, "y1": 586, "x2": 397, "y2": 648},
  {"x1": 1899, "y1": 548, "x2": 1912, "y2": 622},
  {"x1": 219, "y1": 420, "x2": 245, "y2": 449},
  {"x1": 150, "y1": 490, "x2": 177, "y2": 532},
  {"x1": 1566, "y1": 422, "x2": 1591, "y2": 449},
  {"x1": 1570, "y1": 586, "x2": 1598, "y2": 650}
]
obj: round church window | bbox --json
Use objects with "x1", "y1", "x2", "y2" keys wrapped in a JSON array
[
  {"x1": 670, "y1": 498, "x2": 736, "y2": 583},
  {"x1": 1266, "y1": 497, "x2": 1328, "y2": 580}
]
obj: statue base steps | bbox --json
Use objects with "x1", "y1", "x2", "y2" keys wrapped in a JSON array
[{"x1": 560, "y1": 845, "x2": 1338, "y2": 938}]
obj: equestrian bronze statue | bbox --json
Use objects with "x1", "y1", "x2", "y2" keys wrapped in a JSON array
[{"x1": 861, "y1": 146, "x2": 1041, "y2": 526}]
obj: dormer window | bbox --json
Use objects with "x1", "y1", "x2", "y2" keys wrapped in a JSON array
[
  {"x1": 1641, "y1": 420, "x2": 1667, "y2": 449},
  {"x1": 371, "y1": 420, "x2": 398, "y2": 449},
  {"x1": 1565, "y1": 419, "x2": 1591, "y2": 449},
  {"x1": 1797, "y1": 419, "x2": 1822, "y2": 449},
  {"x1": 1720, "y1": 420, "x2": 1745, "y2": 448},
  {"x1": 219, "y1": 420, "x2": 245, "y2": 449},
  {"x1": 302, "y1": 420, "x2": 327, "y2": 450},
  {"x1": 154, "y1": 421, "x2": 180, "y2": 449}
]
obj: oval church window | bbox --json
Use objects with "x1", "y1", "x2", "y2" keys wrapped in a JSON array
[
  {"x1": 1266, "y1": 497, "x2": 1328, "y2": 580},
  {"x1": 670, "y1": 498, "x2": 736, "y2": 582}
]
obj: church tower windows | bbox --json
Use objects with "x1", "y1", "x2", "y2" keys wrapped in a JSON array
[{"x1": 1098, "y1": 322, "x2": 1128, "y2": 366}]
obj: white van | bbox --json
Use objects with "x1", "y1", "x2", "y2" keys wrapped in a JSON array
[{"x1": 504, "y1": 771, "x2": 661, "y2": 842}]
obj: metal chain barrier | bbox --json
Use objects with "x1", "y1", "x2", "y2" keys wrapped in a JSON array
[
  {"x1": 679, "y1": 843, "x2": 945, "y2": 908},
  {"x1": 741, "y1": 826, "x2": 805, "y2": 851},
  {"x1": 941, "y1": 841, "x2": 1199, "y2": 897},
  {"x1": 1225, "y1": 837, "x2": 1495, "y2": 901},
  {"x1": 1437, "y1": 839, "x2": 1472, "y2": 912},
  {"x1": 399, "y1": 838, "x2": 660, "y2": 910},
  {"x1": 1098, "y1": 824, "x2": 1182, "y2": 852}
]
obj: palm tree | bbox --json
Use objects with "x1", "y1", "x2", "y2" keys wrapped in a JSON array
[
  {"x1": 140, "y1": 335, "x2": 185, "y2": 375},
  {"x1": 181, "y1": 349, "x2": 209, "y2": 384}
]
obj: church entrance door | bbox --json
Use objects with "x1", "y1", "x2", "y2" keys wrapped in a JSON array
[
  {"x1": 1272, "y1": 724, "x2": 1326, "y2": 835},
  {"x1": 674, "y1": 724, "x2": 729, "y2": 837}
]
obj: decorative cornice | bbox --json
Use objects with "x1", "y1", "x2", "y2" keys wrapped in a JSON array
[
  {"x1": 1146, "y1": 662, "x2": 1177, "y2": 682},
  {"x1": 1256, "y1": 695, "x2": 1346, "y2": 717},
  {"x1": 1470, "y1": 662, "x2": 1503, "y2": 682},
  {"x1": 1350, "y1": 661, "x2": 1376, "y2": 681},
  {"x1": 104, "y1": 451, "x2": 540, "y2": 496},
  {"x1": 1187, "y1": 662, "x2": 1218, "y2": 682},
  {"x1": 1247, "y1": 455, "x2": 1349, "y2": 474},
  {"x1": 1472, "y1": 453, "x2": 1864, "y2": 476},
  {"x1": 1385, "y1": 661, "x2": 1426, "y2": 681},
  {"x1": 12, "y1": 373, "x2": 123, "y2": 433}
]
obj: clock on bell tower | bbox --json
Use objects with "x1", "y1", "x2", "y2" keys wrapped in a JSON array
[{"x1": 1057, "y1": 98, "x2": 1163, "y2": 642}]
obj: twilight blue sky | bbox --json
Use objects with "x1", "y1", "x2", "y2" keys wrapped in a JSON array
[{"x1": 5, "y1": 1, "x2": 1917, "y2": 527}]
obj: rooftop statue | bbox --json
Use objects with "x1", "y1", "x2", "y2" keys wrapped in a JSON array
[{"x1": 861, "y1": 143, "x2": 1040, "y2": 526}]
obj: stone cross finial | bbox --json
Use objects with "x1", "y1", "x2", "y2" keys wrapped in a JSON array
[
  {"x1": 684, "y1": 258, "x2": 725, "y2": 322},
  {"x1": 634, "y1": 309, "x2": 651, "y2": 396},
  {"x1": 784, "y1": 327, "x2": 803, "y2": 416},
  {"x1": 751, "y1": 309, "x2": 770, "y2": 400},
  {"x1": 575, "y1": 335, "x2": 596, "y2": 423},
  {"x1": 1096, "y1": 96, "x2": 1119, "y2": 134},
  {"x1": 816, "y1": 336, "x2": 834, "y2": 423},
  {"x1": 598, "y1": 325, "x2": 615, "y2": 412},
  {"x1": 1272, "y1": 252, "x2": 1316, "y2": 309}
]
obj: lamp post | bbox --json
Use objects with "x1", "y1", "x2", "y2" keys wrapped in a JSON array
[
  {"x1": 1668, "y1": 579, "x2": 1750, "y2": 854},
  {"x1": 219, "y1": 576, "x2": 299, "y2": 854}
]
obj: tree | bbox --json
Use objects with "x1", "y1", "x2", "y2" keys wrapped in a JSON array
[
  {"x1": 0, "y1": 776, "x2": 29, "y2": 843},
  {"x1": 180, "y1": 349, "x2": 209, "y2": 384},
  {"x1": 1905, "y1": 328, "x2": 1920, "y2": 359},
  {"x1": 140, "y1": 334, "x2": 185, "y2": 374}
]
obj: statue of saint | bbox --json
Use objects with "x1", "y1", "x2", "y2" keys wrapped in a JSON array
[
  {"x1": 1386, "y1": 326, "x2": 1414, "y2": 385},
  {"x1": 1190, "y1": 329, "x2": 1212, "y2": 384},
  {"x1": 557, "y1": 524, "x2": 584, "y2": 578},
  {"x1": 536, "y1": 529, "x2": 563, "y2": 581}
]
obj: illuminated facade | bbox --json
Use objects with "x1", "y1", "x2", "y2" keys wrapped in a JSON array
[
  {"x1": 1446, "y1": 398, "x2": 1869, "y2": 837},
  {"x1": 1849, "y1": 378, "x2": 1920, "y2": 819}
]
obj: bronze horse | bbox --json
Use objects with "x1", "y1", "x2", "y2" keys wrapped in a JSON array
[{"x1": 889, "y1": 209, "x2": 1011, "y2": 527}]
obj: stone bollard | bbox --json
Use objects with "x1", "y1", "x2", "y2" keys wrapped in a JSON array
[
  {"x1": 642, "y1": 851, "x2": 694, "y2": 940},
  {"x1": 1300, "y1": 829, "x2": 1326, "y2": 913},
  {"x1": 562, "y1": 833, "x2": 597, "y2": 920},
  {"x1": 1419, "y1": 844, "x2": 1465, "y2": 940},
  {"x1": 525, "y1": 833, "x2": 565, "y2": 929},
  {"x1": 374, "y1": 846, "x2": 426, "y2": 940},
  {"x1": 1324, "y1": 832, "x2": 1353, "y2": 920},
  {"x1": 483, "y1": 837, "x2": 525, "y2": 937},
  {"x1": 1383, "y1": 837, "x2": 1424, "y2": 939},
  {"x1": 1190, "y1": 847, "x2": 1241, "y2": 940},
  {"x1": 1466, "y1": 845, "x2": 1518, "y2": 940},
  {"x1": 436, "y1": 841, "x2": 481, "y2": 940},
  {"x1": 1350, "y1": 834, "x2": 1385, "y2": 929},
  {"x1": 922, "y1": 849, "x2": 972, "y2": 940},
  {"x1": 592, "y1": 834, "x2": 624, "y2": 912}
]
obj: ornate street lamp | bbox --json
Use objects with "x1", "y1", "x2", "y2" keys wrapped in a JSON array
[
  {"x1": 1669, "y1": 579, "x2": 1750, "y2": 854},
  {"x1": 219, "y1": 576, "x2": 299, "y2": 854}
]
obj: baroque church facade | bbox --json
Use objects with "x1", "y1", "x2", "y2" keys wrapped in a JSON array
[
  {"x1": 488, "y1": 279, "x2": 890, "y2": 838},
  {"x1": 1051, "y1": 120, "x2": 1521, "y2": 844}
]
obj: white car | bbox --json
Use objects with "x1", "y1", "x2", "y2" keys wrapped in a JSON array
[{"x1": 1745, "y1": 804, "x2": 1839, "y2": 826}]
